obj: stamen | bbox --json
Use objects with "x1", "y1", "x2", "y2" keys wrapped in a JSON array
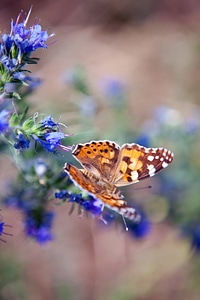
[
  {"x1": 16, "y1": 10, "x2": 23, "y2": 25},
  {"x1": 24, "y1": 6, "x2": 33, "y2": 27}
]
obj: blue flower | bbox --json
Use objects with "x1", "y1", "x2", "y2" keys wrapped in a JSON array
[
  {"x1": 14, "y1": 133, "x2": 30, "y2": 149},
  {"x1": 55, "y1": 190, "x2": 72, "y2": 199},
  {"x1": 82, "y1": 197, "x2": 103, "y2": 216},
  {"x1": 35, "y1": 132, "x2": 66, "y2": 152},
  {"x1": 24, "y1": 210, "x2": 54, "y2": 244},
  {"x1": 7, "y1": 14, "x2": 53, "y2": 54},
  {"x1": 0, "y1": 9, "x2": 54, "y2": 74},
  {"x1": 0, "y1": 110, "x2": 9, "y2": 133},
  {"x1": 40, "y1": 115, "x2": 57, "y2": 129},
  {"x1": 0, "y1": 56, "x2": 18, "y2": 72}
]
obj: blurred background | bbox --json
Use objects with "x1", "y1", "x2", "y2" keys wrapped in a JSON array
[{"x1": 1, "y1": 0, "x2": 200, "y2": 299}]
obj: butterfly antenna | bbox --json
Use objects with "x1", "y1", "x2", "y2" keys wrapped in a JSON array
[
  {"x1": 121, "y1": 215, "x2": 129, "y2": 231},
  {"x1": 133, "y1": 185, "x2": 152, "y2": 191}
]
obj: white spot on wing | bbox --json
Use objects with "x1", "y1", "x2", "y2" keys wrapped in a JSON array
[
  {"x1": 147, "y1": 164, "x2": 156, "y2": 176},
  {"x1": 147, "y1": 155, "x2": 154, "y2": 162},
  {"x1": 162, "y1": 161, "x2": 168, "y2": 168},
  {"x1": 131, "y1": 170, "x2": 139, "y2": 181}
]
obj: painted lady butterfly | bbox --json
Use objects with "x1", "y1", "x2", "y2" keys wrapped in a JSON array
[{"x1": 64, "y1": 141, "x2": 174, "y2": 222}]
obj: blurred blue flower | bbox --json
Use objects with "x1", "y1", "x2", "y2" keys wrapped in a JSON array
[
  {"x1": 55, "y1": 190, "x2": 103, "y2": 216},
  {"x1": 0, "y1": 222, "x2": 5, "y2": 234},
  {"x1": 183, "y1": 112, "x2": 200, "y2": 134},
  {"x1": 191, "y1": 227, "x2": 200, "y2": 251},
  {"x1": 102, "y1": 78, "x2": 125, "y2": 106},
  {"x1": 24, "y1": 210, "x2": 54, "y2": 244},
  {"x1": 135, "y1": 133, "x2": 151, "y2": 148},
  {"x1": 14, "y1": 133, "x2": 30, "y2": 149},
  {"x1": 0, "y1": 221, "x2": 12, "y2": 243},
  {"x1": 154, "y1": 105, "x2": 182, "y2": 126},
  {"x1": 0, "y1": 110, "x2": 9, "y2": 133},
  {"x1": 63, "y1": 66, "x2": 89, "y2": 95},
  {"x1": 3, "y1": 186, "x2": 39, "y2": 211},
  {"x1": 103, "y1": 78, "x2": 124, "y2": 98},
  {"x1": 34, "y1": 159, "x2": 48, "y2": 178},
  {"x1": 12, "y1": 72, "x2": 42, "y2": 89},
  {"x1": 78, "y1": 96, "x2": 97, "y2": 118},
  {"x1": 127, "y1": 214, "x2": 151, "y2": 238}
]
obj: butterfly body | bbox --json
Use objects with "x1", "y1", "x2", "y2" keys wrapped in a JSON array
[{"x1": 64, "y1": 140, "x2": 174, "y2": 221}]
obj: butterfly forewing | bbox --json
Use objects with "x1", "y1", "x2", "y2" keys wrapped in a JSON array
[
  {"x1": 114, "y1": 143, "x2": 174, "y2": 187},
  {"x1": 72, "y1": 140, "x2": 120, "y2": 180}
]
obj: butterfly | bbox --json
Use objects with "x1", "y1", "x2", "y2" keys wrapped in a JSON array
[{"x1": 64, "y1": 140, "x2": 174, "y2": 222}]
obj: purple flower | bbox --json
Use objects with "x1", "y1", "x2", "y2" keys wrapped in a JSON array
[
  {"x1": 24, "y1": 210, "x2": 54, "y2": 244},
  {"x1": 0, "y1": 110, "x2": 9, "y2": 133}
]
